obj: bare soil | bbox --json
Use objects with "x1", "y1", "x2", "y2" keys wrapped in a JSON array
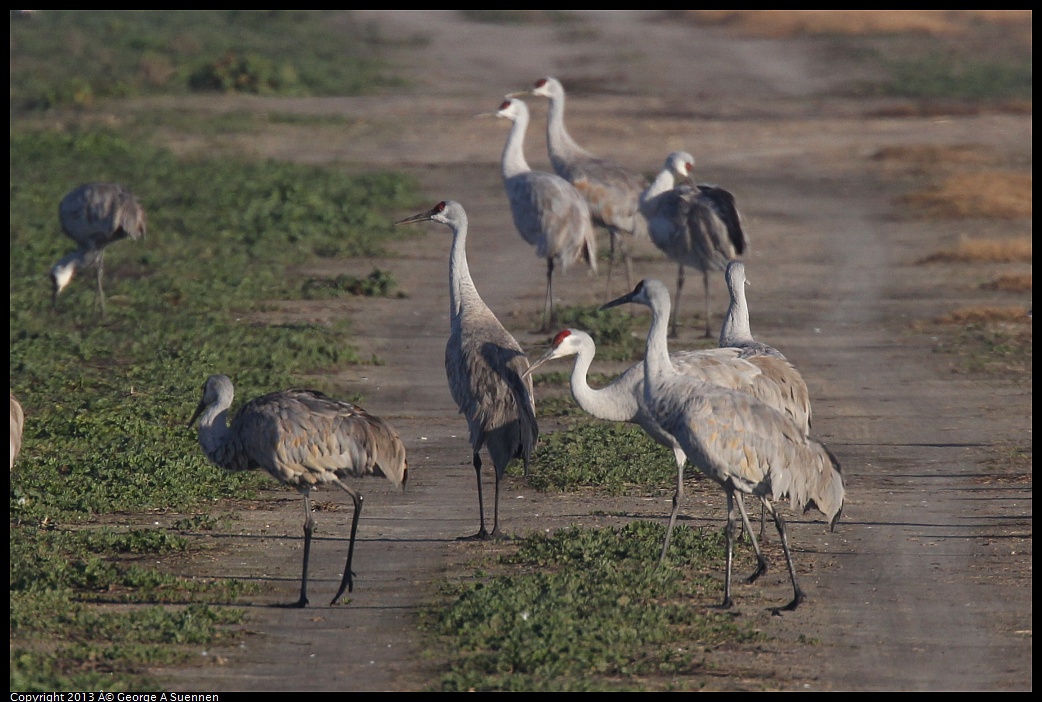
[{"x1": 159, "y1": 11, "x2": 1031, "y2": 691}]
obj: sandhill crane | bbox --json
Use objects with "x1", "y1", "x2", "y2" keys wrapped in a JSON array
[
  {"x1": 720, "y1": 260, "x2": 791, "y2": 360},
  {"x1": 601, "y1": 280, "x2": 843, "y2": 612},
  {"x1": 188, "y1": 374, "x2": 408, "y2": 608},
  {"x1": 719, "y1": 259, "x2": 814, "y2": 536},
  {"x1": 524, "y1": 328, "x2": 807, "y2": 564},
  {"x1": 11, "y1": 392, "x2": 24, "y2": 471},
  {"x1": 511, "y1": 76, "x2": 649, "y2": 292},
  {"x1": 51, "y1": 183, "x2": 147, "y2": 316},
  {"x1": 479, "y1": 97, "x2": 597, "y2": 331},
  {"x1": 395, "y1": 201, "x2": 538, "y2": 540},
  {"x1": 640, "y1": 151, "x2": 747, "y2": 338}
]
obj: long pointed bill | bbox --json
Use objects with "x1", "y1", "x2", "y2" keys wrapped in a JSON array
[
  {"x1": 521, "y1": 346, "x2": 561, "y2": 380},
  {"x1": 186, "y1": 399, "x2": 206, "y2": 429},
  {"x1": 504, "y1": 89, "x2": 531, "y2": 99},
  {"x1": 394, "y1": 209, "x2": 436, "y2": 226},
  {"x1": 600, "y1": 289, "x2": 639, "y2": 312}
]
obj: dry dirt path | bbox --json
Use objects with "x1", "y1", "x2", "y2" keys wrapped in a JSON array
[{"x1": 164, "y1": 11, "x2": 1030, "y2": 691}]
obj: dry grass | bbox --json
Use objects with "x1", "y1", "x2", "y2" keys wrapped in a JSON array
[
  {"x1": 981, "y1": 273, "x2": 1032, "y2": 292},
  {"x1": 938, "y1": 306, "x2": 1032, "y2": 325},
  {"x1": 872, "y1": 144, "x2": 999, "y2": 173},
  {"x1": 919, "y1": 236, "x2": 1032, "y2": 264},
  {"x1": 674, "y1": 10, "x2": 1032, "y2": 38},
  {"x1": 902, "y1": 170, "x2": 1032, "y2": 219}
]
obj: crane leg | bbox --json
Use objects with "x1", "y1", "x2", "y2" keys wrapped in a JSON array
[
  {"x1": 702, "y1": 269, "x2": 712, "y2": 338},
  {"x1": 734, "y1": 492, "x2": 768, "y2": 583},
  {"x1": 721, "y1": 489, "x2": 736, "y2": 609},
  {"x1": 459, "y1": 452, "x2": 490, "y2": 541},
  {"x1": 604, "y1": 229, "x2": 633, "y2": 296},
  {"x1": 658, "y1": 455, "x2": 686, "y2": 565},
  {"x1": 763, "y1": 498, "x2": 806, "y2": 614},
  {"x1": 95, "y1": 251, "x2": 107, "y2": 317},
  {"x1": 671, "y1": 265, "x2": 684, "y2": 338},
  {"x1": 489, "y1": 468, "x2": 503, "y2": 539},
  {"x1": 277, "y1": 491, "x2": 314, "y2": 608},
  {"x1": 330, "y1": 490, "x2": 363, "y2": 605},
  {"x1": 541, "y1": 258, "x2": 554, "y2": 332}
]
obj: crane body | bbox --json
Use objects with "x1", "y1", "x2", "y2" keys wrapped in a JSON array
[
  {"x1": 189, "y1": 374, "x2": 407, "y2": 607},
  {"x1": 396, "y1": 201, "x2": 538, "y2": 539}
]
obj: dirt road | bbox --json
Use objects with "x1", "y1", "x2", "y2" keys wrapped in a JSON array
[{"x1": 165, "y1": 11, "x2": 1031, "y2": 691}]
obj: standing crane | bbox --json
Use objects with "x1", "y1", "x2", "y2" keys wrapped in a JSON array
[
  {"x1": 510, "y1": 76, "x2": 649, "y2": 292},
  {"x1": 640, "y1": 151, "x2": 747, "y2": 338},
  {"x1": 188, "y1": 374, "x2": 408, "y2": 608},
  {"x1": 11, "y1": 391, "x2": 24, "y2": 471},
  {"x1": 479, "y1": 97, "x2": 597, "y2": 331},
  {"x1": 601, "y1": 279, "x2": 843, "y2": 613},
  {"x1": 524, "y1": 328, "x2": 807, "y2": 564},
  {"x1": 51, "y1": 183, "x2": 147, "y2": 316},
  {"x1": 719, "y1": 259, "x2": 814, "y2": 536},
  {"x1": 395, "y1": 201, "x2": 538, "y2": 540}
]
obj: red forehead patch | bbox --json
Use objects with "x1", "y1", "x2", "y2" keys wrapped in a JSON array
[
  {"x1": 499, "y1": 99, "x2": 511, "y2": 110},
  {"x1": 552, "y1": 329, "x2": 572, "y2": 346}
]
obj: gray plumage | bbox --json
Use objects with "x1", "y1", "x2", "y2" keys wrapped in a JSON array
[
  {"x1": 51, "y1": 182, "x2": 147, "y2": 316},
  {"x1": 481, "y1": 97, "x2": 597, "y2": 331},
  {"x1": 512, "y1": 76, "x2": 649, "y2": 291},
  {"x1": 602, "y1": 280, "x2": 843, "y2": 613},
  {"x1": 11, "y1": 391, "x2": 24, "y2": 471},
  {"x1": 640, "y1": 151, "x2": 748, "y2": 338},
  {"x1": 188, "y1": 374, "x2": 408, "y2": 608},
  {"x1": 395, "y1": 201, "x2": 538, "y2": 540},
  {"x1": 524, "y1": 327, "x2": 809, "y2": 564}
]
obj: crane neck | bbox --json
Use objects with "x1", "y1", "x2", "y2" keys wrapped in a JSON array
[
  {"x1": 194, "y1": 404, "x2": 245, "y2": 472},
  {"x1": 447, "y1": 213, "x2": 479, "y2": 323},
  {"x1": 640, "y1": 168, "x2": 677, "y2": 208},
  {"x1": 642, "y1": 290, "x2": 678, "y2": 392},
  {"x1": 567, "y1": 341, "x2": 639, "y2": 423},
  {"x1": 544, "y1": 90, "x2": 592, "y2": 174},
  {"x1": 500, "y1": 112, "x2": 532, "y2": 180},
  {"x1": 719, "y1": 278, "x2": 753, "y2": 346}
]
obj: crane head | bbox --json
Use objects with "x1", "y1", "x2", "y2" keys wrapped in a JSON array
[
  {"x1": 600, "y1": 279, "x2": 669, "y2": 314},
  {"x1": 50, "y1": 263, "x2": 75, "y2": 302},
  {"x1": 523, "y1": 328, "x2": 588, "y2": 379},
  {"x1": 394, "y1": 201, "x2": 465, "y2": 231}
]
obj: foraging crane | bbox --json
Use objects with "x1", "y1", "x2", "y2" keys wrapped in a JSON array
[
  {"x1": 11, "y1": 391, "x2": 24, "y2": 471},
  {"x1": 640, "y1": 151, "x2": 747, "y2": 338},
  {"x1": 511, "y1": 76, "x2": 649, "y2": 292},
  {"x1": 479, "y1": 97, "x2": 597, "y2": 331},
  {"x1": 601, "y1": 280, "x2": 843, "y2": 612},
  {"x1": 188, "y1": 374, "x2": 408, "y2": 608},
  {"x1": 51, "y1": 183, "x2": 147, "y2": 316},
  {"x1": 395, "y1": 201, "x2": 538, "y2": 539},
  {"x1": 524, "y1": 328, "x2": 807, "y2": 564}
]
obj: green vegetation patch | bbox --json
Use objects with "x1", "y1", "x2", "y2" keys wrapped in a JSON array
[
  {"x1": 10, "y1": 10, "x2": 402, "y2": 111},
  {"x1": 528, "y1": 423, "x2": 676, "y2": 495},
  {"x1": 424, "y1": 522, "x2": 765, "y2": 691},
  {"x1": 10, "y1": 129, "x2": 419, "y2": 690}
]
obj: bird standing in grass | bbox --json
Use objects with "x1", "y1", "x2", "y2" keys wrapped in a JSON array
[
  {"x1": 51, "y1": 182, "x2": 147, "y2": 316},
  {"x1": 396, "y1": 201, "x2": 538, "y2": 540},
  {"x1": 602, "y1": 280, "x2": 843, "y2": 613},
  {"x1": 188, "y1": 374, "x2": 408, "y2": 608}
]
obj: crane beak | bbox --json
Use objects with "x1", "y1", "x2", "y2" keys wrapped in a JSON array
[
  {"x1": 599, "y1": 289, "x2": 638, "y2": 312},
  {"x1": 504, "y1": 89, "x2": 531, "y2": 99},
  {"x1": 522, "y1": 344, "x2": 567, "y2": 380},
  {"x1": 394, "y1": 209, "x2": 435, "y2": 226},
  {"x1": 186, "y1": 399, "x2": 205, "y2": 429}
]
